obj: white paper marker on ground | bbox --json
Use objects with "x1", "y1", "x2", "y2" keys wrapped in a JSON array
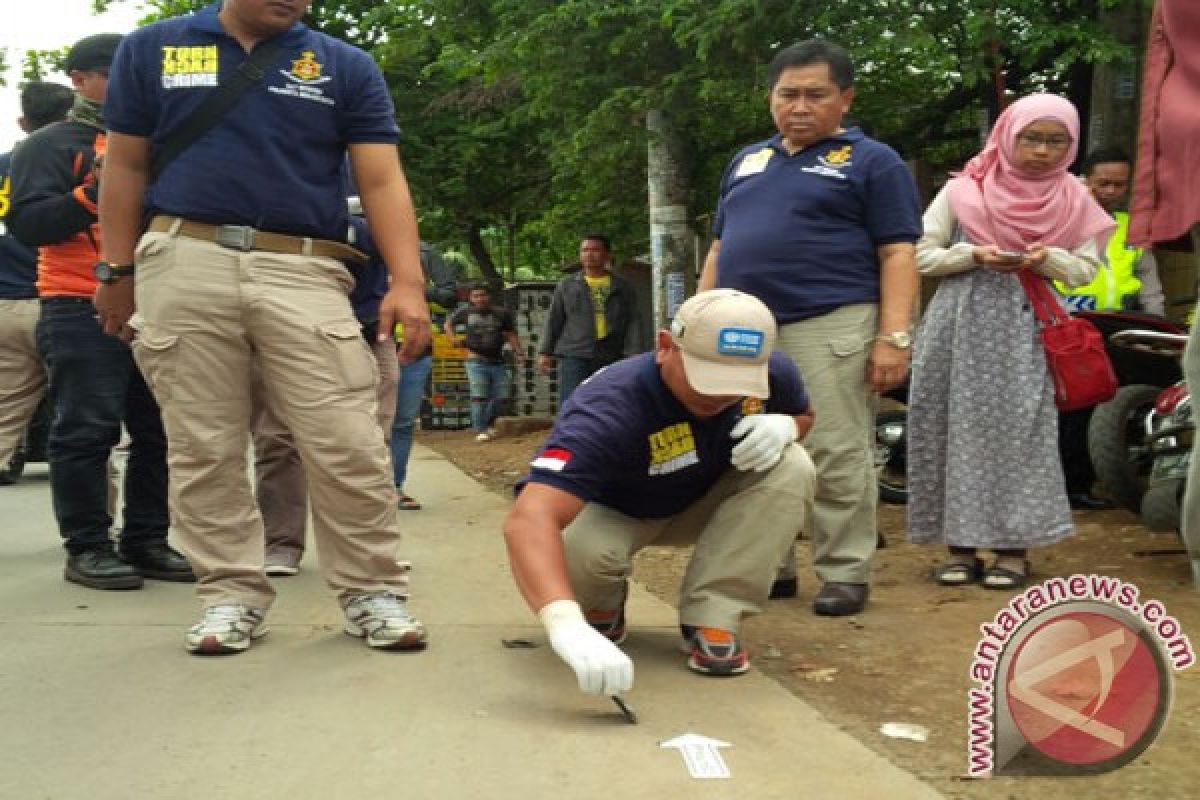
[{"x1": 660, "y1": 733, "x2": 732, "y2": 779}]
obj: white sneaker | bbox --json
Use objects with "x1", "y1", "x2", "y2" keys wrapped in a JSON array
[
  {"x1": 186, "y1": 604, "x2": 268, "y2": 655},
  {"x1": 343, "y1": 592, "x2": 427, "y2": 650},
  {"x1": 474, "y1": 432, "x2": 491, "y2": 442},
  {"x1": 264, "y1": 552, "x2": 300, "y2": 577}
]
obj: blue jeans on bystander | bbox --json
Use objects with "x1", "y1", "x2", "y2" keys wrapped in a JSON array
[
  {"x1": 465, "y1": 358, "x2": 510, "y2": 433},
  {"x1": 390, "y1": 353, "x2": 432, "y2": 489}
]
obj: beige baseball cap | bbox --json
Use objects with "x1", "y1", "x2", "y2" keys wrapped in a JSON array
[{"x1": 670, "y1": 289, "x2": 776, "y2": 398}]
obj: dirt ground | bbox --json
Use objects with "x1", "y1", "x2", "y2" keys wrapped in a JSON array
[{"x1": 418, "y1": 427, "x2": 1200, "y2": 799}]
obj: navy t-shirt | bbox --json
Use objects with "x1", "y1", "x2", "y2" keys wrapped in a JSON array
[
  {"x1": 0, "y1": 150, "x2": 38, "y2": 299},
  {"x1": 713, "y1": 129, "x2": 921, "y2": 323},
  {"x1": 516, "y1": 351, "x2": 809, "y2": 518},
  {"x1": 104, "y1": 2, "x2": 400, "y2": 242}
]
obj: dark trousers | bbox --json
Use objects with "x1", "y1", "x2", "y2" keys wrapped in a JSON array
[
  {"x1": 1058, "y1": 407, "x2": 1096, "y2": 495},
  {"x1": 35, "y1": 298, "x2": 168, "y2": 553}
]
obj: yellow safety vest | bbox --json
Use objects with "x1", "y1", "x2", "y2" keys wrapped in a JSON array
[{"x1": 1055, "y1": 211, "x2": 1143, "y2": 311}]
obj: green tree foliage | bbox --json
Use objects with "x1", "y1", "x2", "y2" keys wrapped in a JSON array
[{"x1": 96, "y1": 0, "x2": 1146, "y2": 278}]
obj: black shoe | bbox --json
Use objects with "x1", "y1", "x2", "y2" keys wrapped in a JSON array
[
  {"x1": 769, "y1": 576, "x2": 798, "y2": 599},
  {"x1": 65, "y1": 546, "x2": 144, "y2": 590},
  {"x1": 812, "y1": 582, "x2": 869, "y2": 616},
  {"x1": 1069, "y1": 493, "x2": 1114, "y2": 511},
  {"x1": 120, "y1": 541, "x2": 196, "y2": 582}
]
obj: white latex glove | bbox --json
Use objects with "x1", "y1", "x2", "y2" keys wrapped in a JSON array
[
  {"x1": 538, "y1": 600, "x2": 634, "y2": 696},
  {"x1": 730, "y1": 414, "x2": 797, "y2": 472}
]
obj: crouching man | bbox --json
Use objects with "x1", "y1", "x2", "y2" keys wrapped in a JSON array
[{"x1": 503, "y1": 289, "x2": 815, "y2": 695}]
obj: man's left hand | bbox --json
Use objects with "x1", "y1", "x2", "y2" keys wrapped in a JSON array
[
  {"x1": 94, "y1": 280, "x2": 137, "y2": 343},
  {"x1": 867, "y1": 340, "x2": 909, "y2": 393},
  {"x1": 379, "y1": 286, "x2": 431, "y2": 364}
]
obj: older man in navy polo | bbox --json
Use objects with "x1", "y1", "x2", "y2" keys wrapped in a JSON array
[{"x1": 699, "y1": 38, "x2": 921, "y2": 616}]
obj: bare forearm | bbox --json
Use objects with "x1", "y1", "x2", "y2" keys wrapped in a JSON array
[
  {"x1": 98, "y1": 133, "x2": 151, "y2": 265},
  {"x1": 503, "y1": 513, "x2": 576, "y2": 613},
  {"x1": 878, "y1": 244, "x2": 918, "y2": 333},
  {"x1": 698, "y1": 240, "x2": 720, "y2": 291},
  {"x1": 351, "y1": 145, "x2": 423, "y2": 295}
]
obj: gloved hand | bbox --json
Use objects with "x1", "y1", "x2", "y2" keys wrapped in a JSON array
[
  {"x1": 730, "y1": 414, "x2": 797, "y2": 472},
  {"x1": 539, "y1": 599, "x2": 634, "y2": 695}
]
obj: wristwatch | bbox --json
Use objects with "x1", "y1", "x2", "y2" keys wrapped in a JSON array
[
  {"x1": 876, "y1": 330, "x2": 913, "y2": 349},
  {"x1": 94, "y1": 261, "x2": 136, "y2": 285}
]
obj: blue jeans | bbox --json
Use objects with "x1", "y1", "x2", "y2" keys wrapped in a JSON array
[
  {"x1": 35, "y1": 298, "x2": 168, "y2": 553},
  {"x1": 559, "y1": 355, "x2": 608, "y2": 405},
  {"x1": 390, "y1": 354, "x2": 432, "y2": 488},
  {"x1": 465, "y1": 358, "x2": 510, "y2": 432}
]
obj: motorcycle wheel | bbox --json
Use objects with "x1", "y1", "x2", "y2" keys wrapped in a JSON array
[
  {"x1": 875, "y1": 410, "x2": 908, "y2": 505},
  {"x1": 1087, "y1": 384, "x2": 1161, "y2": 512},
  {"x1": 1140, "y1": 478, "x2": 1183, "y2": 533}
]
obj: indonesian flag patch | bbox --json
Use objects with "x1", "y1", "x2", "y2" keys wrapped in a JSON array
[{"x1": 531, "y1": 447, "x2": 572, "y2": 472}]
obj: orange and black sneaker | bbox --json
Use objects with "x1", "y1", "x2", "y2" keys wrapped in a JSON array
[
  {"x1": 684, "y1": 626, "x2": 749, "y2": 676},
  {"x1": 584, "y1": 583, "x2": 627, "y2": 644}
]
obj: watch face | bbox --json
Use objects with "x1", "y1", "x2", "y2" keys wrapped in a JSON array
[{"x1": 94, "y1": 261, "x2": 112, "y2": 282}]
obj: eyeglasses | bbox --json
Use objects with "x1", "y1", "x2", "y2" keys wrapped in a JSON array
[{"x1": 1016, "y1": 133, "x2": 1071, "y2": 150}]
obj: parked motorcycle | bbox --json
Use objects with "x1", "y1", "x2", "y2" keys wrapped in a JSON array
[
  {"x1": 875, "y1": 310, "x2": 1186, "y2": 506},
  {"x1": 1088, "y1": 328, "x2": 1191, "y2": 532}
]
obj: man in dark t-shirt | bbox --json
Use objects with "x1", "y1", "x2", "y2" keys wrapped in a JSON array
[
  {"x1": 504, "y1": 290, "x2": 816, "y2": 697},
  {"x1": 447, "y1": 284, "x2": 523, "y2": 441}
]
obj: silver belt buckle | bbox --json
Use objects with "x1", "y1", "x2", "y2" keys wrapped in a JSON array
[{"x1": 215, "y1": 225, "x2": 257, "y2": 252}]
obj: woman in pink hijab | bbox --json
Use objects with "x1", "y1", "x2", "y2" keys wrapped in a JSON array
[{"x1": 906, "y1": 94, "x2": 1113, "y2": 590}]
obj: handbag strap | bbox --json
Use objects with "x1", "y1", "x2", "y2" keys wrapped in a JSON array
[
  {"x1": 149, "y1": 40, "x2": 285, "y2": 182},
  {"x1": 1016, "y1": 269, "x2": 1067, "y2": 327}
]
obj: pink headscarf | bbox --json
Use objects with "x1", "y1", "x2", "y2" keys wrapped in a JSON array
[{"x1": 946, "y1": 93, "x2": 1114, "y2": 252}]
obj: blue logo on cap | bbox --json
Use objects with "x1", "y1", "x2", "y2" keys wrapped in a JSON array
[{"x1": 716, "y1": 327, "x2": 764, "y2": 358}]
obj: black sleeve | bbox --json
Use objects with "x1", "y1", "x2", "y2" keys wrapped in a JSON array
[{"x1": 7, "y1": 130, "x2": 98, "y2": 247}]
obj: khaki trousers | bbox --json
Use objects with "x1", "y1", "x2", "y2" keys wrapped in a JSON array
[
  {"x1": 131, "y1": 228, "x2": 407, "y2": 609},
  {"x1": 251, "y1": 338, "x2": 399, "y2": 561},
  {"x1": 0, "y1": 298, "x2": 46, "y2": 469},
  {"x1": 777, "y1": 304, "x2": 879, "y2": 585},
  {"x1": 564, "y1": 445, "x2": 815, "y2": 632}
]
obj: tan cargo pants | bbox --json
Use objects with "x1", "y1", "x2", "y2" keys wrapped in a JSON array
[
  {"x1": 251, "y1": 338, "x2": 399, "y2": 563},
  {"x1": 0, "y1": 298, "x2": 46, "y2": 469},
  {"x1": 777, "y1": 303, "x2": 879, "y2": 585},
  {"x1": 563, "y1": 445, "x2": 816, "y2": 632},
  {"x1": 131, "y1": 226, "x2": 408, "y2": 609}
]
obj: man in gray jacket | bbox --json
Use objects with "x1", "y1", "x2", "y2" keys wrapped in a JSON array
[{"x1": 537, "y1": 234, "x2": 640, "y2": 403}]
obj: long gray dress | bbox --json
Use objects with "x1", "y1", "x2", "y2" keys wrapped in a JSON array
[{"x1": 907, "y1": 236, "x2": 1075, "y2": 550}]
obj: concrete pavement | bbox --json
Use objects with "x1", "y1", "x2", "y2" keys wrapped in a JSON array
[{"x1": 0, "y1": 445, "x2": 944, "y2": 799}]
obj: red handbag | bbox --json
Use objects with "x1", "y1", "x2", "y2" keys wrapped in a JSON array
[{"x1": 1017, "y1": 270, "x2": 1118, "y2": 411}]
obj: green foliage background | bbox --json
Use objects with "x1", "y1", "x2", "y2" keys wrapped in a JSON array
[{"x1": 48, "y1": 1, "x2": 1149, "y2": 280}]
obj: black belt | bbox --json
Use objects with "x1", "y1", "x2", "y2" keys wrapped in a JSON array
[{"x1": 39, "y1": 296, "x2": 93, "y2": 305}]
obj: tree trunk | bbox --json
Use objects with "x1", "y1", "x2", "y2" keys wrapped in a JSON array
[
  {"x1": 467, "y1": 223, "x2": 504, "y2": 291},
  {"x1": 646, "y1": 108, "x2": 694, "y2": 329}
]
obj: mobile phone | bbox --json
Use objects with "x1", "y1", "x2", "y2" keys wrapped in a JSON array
[{"x1": 996, "y1": 250, "x2": 1026, "y2": 262}]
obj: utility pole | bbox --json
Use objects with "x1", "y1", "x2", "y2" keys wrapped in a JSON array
[{"x1": 646, "y1": 109, "x2": 694, "y2": 328}]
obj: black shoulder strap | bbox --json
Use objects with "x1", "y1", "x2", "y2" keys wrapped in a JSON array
[{"x1": 149, "y1": 40, "x2": 286, "y2": 181}]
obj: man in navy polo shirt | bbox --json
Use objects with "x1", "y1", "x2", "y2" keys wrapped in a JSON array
[
  {"x1": 699, "y1": 39, "x2": 921, "y2": 617},
  {"x1": 504, "y1": 290, "x2": 816, "y2": 695},
  {"x1": 94, "y1": 0, "x2": 432, "y2": 655}
]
